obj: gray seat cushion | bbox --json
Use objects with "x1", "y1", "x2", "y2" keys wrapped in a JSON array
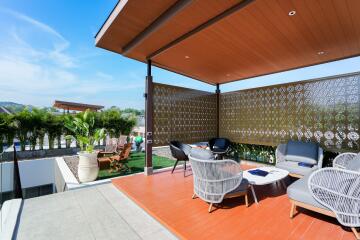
[
  {"x1": 227, "y1": 178, "x2": 249, "y2": 194},
  {"x1": 276, "y1": 161, "x2": 318, "y2": 176},
  {"x1": 190, "y1": 148, "x2": 215, "y2": 160},
  {"x1": 287, "y1": 174, "x2": 329, "y2": 210},
  {"x1": 285, "y1": 141, "x2": 318, "y2": 165},
  {"x1": 346, "y1": 154, "x2": 360, "y2": 171}
]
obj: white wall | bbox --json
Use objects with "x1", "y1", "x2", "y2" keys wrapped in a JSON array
[{"x1": 0, "y1": 158, "x2": 55, "y2": 192}]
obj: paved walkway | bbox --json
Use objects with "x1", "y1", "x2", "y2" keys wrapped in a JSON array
[{"x1": 16, "y1": 183, "x2": 177, "y2": 240}]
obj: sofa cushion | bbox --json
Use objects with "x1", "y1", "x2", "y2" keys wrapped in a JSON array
[
  {"x1": 276, "y1": 161, "x2": 318, "y2": 176},
  {"x1": 346, "y1": 153, "x2": 360, "y2": 172},
  {"x1": 285, "y1": 141, "x2": 318, "y2": 165},
  {"x1": 190, "y1": 148, "x2": 215, "y2": 160},
  {"x1": 287, "y1": 174, "x2": 329, "y2": 210}
]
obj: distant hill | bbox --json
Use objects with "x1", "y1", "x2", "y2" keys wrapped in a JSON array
[
  {"x1": 0, "y1": 102, "x2": 33, "y2": 113},
  {"x1": 0, "y1": 101, "x2": 24, "y2": 107}
]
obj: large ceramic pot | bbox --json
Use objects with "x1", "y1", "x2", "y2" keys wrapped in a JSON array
[{"x1": 78, "y1": 152, "x2": 99, "y2": 183}]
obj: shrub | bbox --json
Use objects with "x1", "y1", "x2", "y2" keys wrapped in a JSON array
[{"x1": 0, "y1": 107, "x2": 139, "y2": 151}]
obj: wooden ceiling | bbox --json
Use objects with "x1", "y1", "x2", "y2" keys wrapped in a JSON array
[{"x1": 96, "y1": 0, "x2": 360, "y2": 85}]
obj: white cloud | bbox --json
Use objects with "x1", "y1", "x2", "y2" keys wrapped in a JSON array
[
  {"x1": 1, "y1": 7, "x2": 69, "y2": 49},
  {"x1": 0, "y1": 8, "x2": 144, "y2": 108},
  {"x1": 0, "y1": 7, "x2": 75, "y2": 68}
]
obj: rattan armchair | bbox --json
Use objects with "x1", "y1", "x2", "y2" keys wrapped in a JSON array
[
  {"x1": 288, "y1": 152, "x2": 360, "y2": 240},
  {"x1": 332, "y1": 152, "x2": 358, "y2": 169},
  {"x1": 189, "y1": 149, "x2": 249, "y2": 212},
  {"x1": 308, "y1": 168, "x2": 360, "y2": 239}
]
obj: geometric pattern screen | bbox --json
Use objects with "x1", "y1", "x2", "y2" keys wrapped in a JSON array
[
  {"x1": 153, "y1": 83, "x2": 217, "y2": 146},
  {"x1": 220, "y1": 72, "x2": 360, "y2": 152}
]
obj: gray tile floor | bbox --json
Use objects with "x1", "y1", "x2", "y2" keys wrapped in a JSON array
[{"x1": 15, "y1": 183, "x2": 177, "y2": 240}]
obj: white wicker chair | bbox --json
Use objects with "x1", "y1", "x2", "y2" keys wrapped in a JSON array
[
  {"x1": 333, "y1": 153, "x2": 358, "y2": 169},
  {"x1": 308, "y1": 168, "x2": 360, "y2": 239},
  {"x1": 189, "y1": 153, "x2": 249, "y2": 212}
]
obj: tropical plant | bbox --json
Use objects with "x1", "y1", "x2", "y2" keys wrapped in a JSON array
[
  {"x1": 13, "y1": 108, "x2": 33, "y2": 151},
  {"x1": 27, "y1": 108, "x2": 47, "y2": 150},
  {"x1": 43, "y1": 112, "x2": 62, "y2": 150},
  {"x1": 119, "y1": 114, "x2": 137, "y2": 135},
  {"x1": 64, "y1": 110, "x2": 106, "y2": 153},
  {"x1": 3, "y1": 115, "x2": 16, "y2": 149},
  {"x1": 101, "y1": 108, "x2": 122, "y2": 137},
  {"x1": 0, "y1": 113, "x2": 7, "y2": 152},
  {"x1": 0, "y1": 106, "x2": 138, "y2": 152},
  {"x1": 60, "y1": 114, "x2": 73, "y2": 148}
]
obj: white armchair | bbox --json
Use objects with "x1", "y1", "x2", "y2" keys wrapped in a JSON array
[
  {"x1": 189, "y1": 149, "x2": 249, "y2": 212},
  {"x1": 333, "y1": 152, "x2": 358, "y2": 169},
  {"x1": 288, "y1": 152, "x2": 360, "y2": 240},
  {"x1": 308, "y1": 168, "x2": 360, "y2": 239}
]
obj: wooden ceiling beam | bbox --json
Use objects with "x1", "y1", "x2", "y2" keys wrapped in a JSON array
[
  {"x1": 147, "y1": 0, "x2": 254, "y2": 60},
  {"x1": 122, "y1": 0, "x2": 193, "y2": 55}
]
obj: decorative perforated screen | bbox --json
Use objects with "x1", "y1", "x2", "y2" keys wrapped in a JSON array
[
  {"x1": 153, "y1": 83, "x2": 217, "y2": 146},
  {"x1": 219, "y1": 73, "x2": 360, "y2": 152}
]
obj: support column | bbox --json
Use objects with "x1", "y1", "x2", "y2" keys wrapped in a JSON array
[
  {"x1": 144, "y1": 59, "x2": 153, "y2": 175},
  {"x1": 216, "y1": 84, "x2": 220, "y2": 138}
]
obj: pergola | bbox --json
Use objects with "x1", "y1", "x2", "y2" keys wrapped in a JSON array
[
  {"x1": 53, "y1": 100, "x2": 104, "y2": 112},
  {"x1": 96, "y1": 0, "x2": 360, "y2": 174}
]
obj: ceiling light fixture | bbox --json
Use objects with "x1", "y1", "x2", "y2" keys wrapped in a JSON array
[
  {"x1": 185, "y1": 55, "x2": 190, "y2": 59},
  {"x1": 288, "y1": 10, "x2": 296, "y2": 16},
  {"x1": 317, "y1": 51, "x2": 325, "y2": 55}
]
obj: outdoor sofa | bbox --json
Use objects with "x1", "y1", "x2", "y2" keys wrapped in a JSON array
[{"x1": 276, "y1": 140, "x2": 324, "y2": 178}]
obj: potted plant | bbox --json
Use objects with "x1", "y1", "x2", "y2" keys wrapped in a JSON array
[{"x1": 65, "y1": 110, "x2": 105, "y2": 183}]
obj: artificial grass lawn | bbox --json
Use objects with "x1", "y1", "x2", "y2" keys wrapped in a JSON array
[{"x1": 97, "y1": 152, "x2": 175, "y2": 180}]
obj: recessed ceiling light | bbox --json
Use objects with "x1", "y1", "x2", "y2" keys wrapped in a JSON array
[
  {"x1": 288, "y1": 10, "x2": 296, "y2": 16},
  {"x1": 185, "y1": 55, "x2": 190, "y2": 59},
  {"x1": 317, "y1": 51, "x2": 325, "y2": 55},
  {"x1": 226, "y1": 74, "x2": 231, "y2": 77}
]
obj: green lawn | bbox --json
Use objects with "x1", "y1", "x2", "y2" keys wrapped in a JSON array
[{"x1": 97, "y1": 152, "x2": 175, "y2": 180}]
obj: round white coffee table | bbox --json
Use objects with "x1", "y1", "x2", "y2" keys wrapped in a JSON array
[{"x1": 243, "y1": 167, "x2": 289, "y2": 204}]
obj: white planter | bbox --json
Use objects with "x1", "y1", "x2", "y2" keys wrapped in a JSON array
[{"x1": 77, "y1": 152, "x2": 99, "y2": 183}]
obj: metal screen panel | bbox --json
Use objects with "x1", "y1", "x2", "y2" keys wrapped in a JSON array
[
  {"x1": 220, "y1": 72, "x2": 360, "y2": 152},
  {"x1": 153, "y1": 83, "x2": 217, "y2": 146}
]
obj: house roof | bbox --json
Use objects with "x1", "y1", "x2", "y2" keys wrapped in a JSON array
[
  {"x1": 53, "y1": 100, "x2": 104, "y2": 112},
  {"x1": 96, "y1": 0, "x2": 360, "y2": 85}
]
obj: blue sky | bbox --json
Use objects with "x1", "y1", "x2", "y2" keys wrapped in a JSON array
[{"x1": 0, "y1": 0, "x2": 359, "y2": 109}]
